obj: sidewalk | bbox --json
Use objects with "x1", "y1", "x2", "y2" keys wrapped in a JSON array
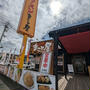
[
  {"x1": 58, "y1": 74, "x2": 89, "y2": 90},
  {"x1": 0, "y1": 79, "x2": 10, "y2": 90}
]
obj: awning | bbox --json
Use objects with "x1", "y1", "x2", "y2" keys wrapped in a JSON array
[
  {"x1": 49, "y1": 22, "x2": 90, "y2": 54},
  {"x1": 59, "y1": 31, "x2": 90, "y2": 54}
]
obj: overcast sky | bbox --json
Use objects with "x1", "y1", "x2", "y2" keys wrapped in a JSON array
[{"x1": 0, "y1": 0, "x2": 90, "y2": 54}]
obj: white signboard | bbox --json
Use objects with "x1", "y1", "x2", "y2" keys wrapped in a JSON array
[
  {"x1": 40, "y1": 52, "x2": 52, "y2": 74},
  {"x1": 0, "y1": 65, "x2": 56, "y2": 90},
  {"x1": 68, "y1": 64, "x2": 74, "y2": 73}
]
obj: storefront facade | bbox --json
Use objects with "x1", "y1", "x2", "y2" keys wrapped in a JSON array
[
  {"x1": 49, "y1": 22, "x2": 90, "y2": 90},
  {"x1": 66, "y1": 53, "x2": 90, "y2": 74},
  {"x1": 49, "y1": 22, "x2": 90, "y2": 74}
]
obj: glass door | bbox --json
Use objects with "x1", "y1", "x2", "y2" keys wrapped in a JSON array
[{"x1": 72, "y1": 55, "x2": 86, "y2": 74}]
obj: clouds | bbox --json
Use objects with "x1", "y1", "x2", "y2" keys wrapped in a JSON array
[
  {"x1": 54, "y1": 0, "x2": 90, "y2": 29},
  {"x1": 0, "y1": 0, "x2": 24, "y2": 53},
  {"x1": 0, "y1": 0, "x2": 90, "y2": 53},
  {"x1": 35, "y1": 0, "x2": 90, "y2": 40}
]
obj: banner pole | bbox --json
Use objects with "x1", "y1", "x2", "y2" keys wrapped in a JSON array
[{"x1": 17, "y1": 35, "x2": 27, "y2": 69}]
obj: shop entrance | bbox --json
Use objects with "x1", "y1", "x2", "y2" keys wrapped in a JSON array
[{"x1": 72, "y1": 55, "x2": 86, "y2": 74}]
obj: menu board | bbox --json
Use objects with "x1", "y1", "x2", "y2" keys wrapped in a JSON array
[
  {"x1": 0, "y1": 62, "x2": 56, "y2": 90},
  {"x1": 19, "y1": 70, "x2": 56, "y2": 90},
  {"x1": 68, "y1": 64, "x2": 74, "y2": 73}
]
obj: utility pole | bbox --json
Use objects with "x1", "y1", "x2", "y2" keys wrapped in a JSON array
[{"x1": 0, "y1": 24, "x2": 8, "y2": 43}]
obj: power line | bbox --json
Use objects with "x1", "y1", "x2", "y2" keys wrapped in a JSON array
[{"x1": 0, "y1": 23, "x2": 9, "y2": 44}]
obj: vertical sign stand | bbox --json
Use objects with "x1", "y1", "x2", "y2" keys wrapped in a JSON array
[
  {"x1": 17, "y1": 35, "x2": 27, "y2": 69},
  {"x1": 17, "y1": 0, "x2": 39, "y2": 69}
]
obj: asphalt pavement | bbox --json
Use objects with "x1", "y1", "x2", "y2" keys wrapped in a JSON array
[
  {"x1": 0, "y1": 73, "x2": 28, "y2": 90},
  {"x1": 0, "y1": 79, "x2": 10, "y2": 90}
]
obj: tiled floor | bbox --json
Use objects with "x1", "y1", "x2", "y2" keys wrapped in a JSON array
[{"x1": 58, "y1": 74, "x2": 90, "y2": 90}]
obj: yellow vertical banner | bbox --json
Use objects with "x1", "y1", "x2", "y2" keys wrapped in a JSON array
[
  {"x1": 17, "y1": 0, "x2": 39, "y2": 38},
  {"x1": 17, "y1": 0, "x2": 39, "y2": 68},
  {"x1": 17, "y1": 35, "x2": 27, "y2": 69}
]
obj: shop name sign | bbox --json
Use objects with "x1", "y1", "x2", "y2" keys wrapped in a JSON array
[
  {"x1": 28, "y1": 0, "x2": 36, "y2": 13},
  {"x1": 17, "y1": 0, "x2": 39, "y2": 38},
  {"x1": 40, "y1": 53, "x2": 52, "y2": 74}
]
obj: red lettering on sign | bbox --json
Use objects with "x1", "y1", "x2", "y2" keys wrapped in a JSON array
[
  {"x1": 28, "y1": 0, "x2": 35, "y2": 13},
  {"x1": 43, "y1": 53, "x2": 49, "y2": 68},
  {"x1": 43, "y1": 63, "x2": 47, "y2": 68}
]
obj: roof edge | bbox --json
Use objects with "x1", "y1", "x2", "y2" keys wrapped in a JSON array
[{"x1": 49, "y1": 22, "x2": 90, "y2": 38}]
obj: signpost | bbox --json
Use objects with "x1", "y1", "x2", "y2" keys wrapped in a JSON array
[{"x1": 17, "y1": 0, "x2": 39, "y2": 69}]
